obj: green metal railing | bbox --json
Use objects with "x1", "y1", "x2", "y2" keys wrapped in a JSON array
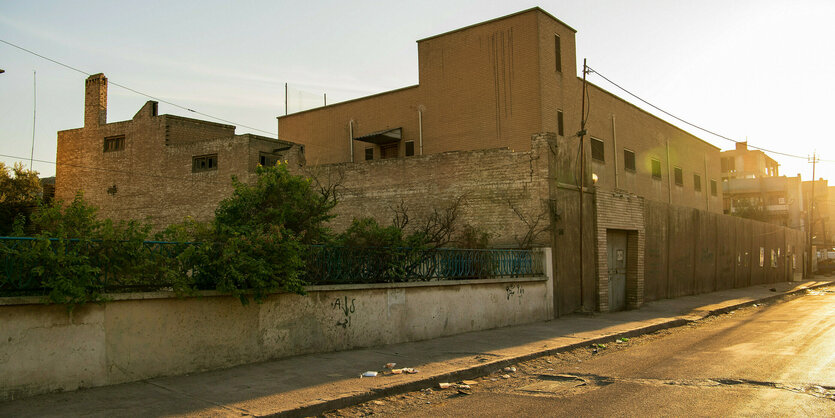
[
  {"x1": 1, "y1": 237, "x2": 544, "y2": 295},
  {"x1": 303, "y1": 245, "x2": 542, "y2": 284}
]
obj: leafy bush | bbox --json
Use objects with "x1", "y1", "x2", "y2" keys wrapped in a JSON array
[{"x1": 0, "y1": 162, "x2": 42, "y2": 235}]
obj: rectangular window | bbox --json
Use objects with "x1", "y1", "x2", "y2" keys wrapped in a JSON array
[
  {"x1": 711, "y1": 179, "x2": 718, "y2": 196},
  {"x1": 259, "y1": 153, "x2": 279, "y2": 167},
  {"x1": 674, "y1": 167, "x2": 683, "y2": 186},
  {"x1": 651, "y1": 158, "x2": 662, "y2": 180},
  {"x1": 365, "y1": 147, "x2": 373, "y2": 161},
  {"x1": 590, "y1": 138, "x2": 604, "y2": 162},
  {"x1": 623, "y1": 149, "x2": 636, "y2": 172},
  {"x1": 694, "y1": 174, "x2": 702, "y2": 192},
  {"x1": 554, "y1": 34, "x2": 562, "y2": 72},
  {"x1": 405, "y1": 140, "x2": 415, "y2": 157},
  {"x1": 192, "y1": 154, "x2": 217, "y2": 172},
  {"x1": 103, "y1": 135, "x2": 125, "y2": 152},
  {"x1": 557, "y1": 110, "x2": 564, "y2": 136}
]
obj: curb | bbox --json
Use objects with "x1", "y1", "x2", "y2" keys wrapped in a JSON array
[{"x1": 274, "y1": 281, "x2": 835, "y2": 417}]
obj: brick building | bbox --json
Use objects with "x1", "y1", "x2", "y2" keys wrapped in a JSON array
[
  {"x1": 55, "y1": 74, "x2": 303, "y2": 227},
  {"x1": 277, "y1": 7, "x2": 723, "y2": 212}
]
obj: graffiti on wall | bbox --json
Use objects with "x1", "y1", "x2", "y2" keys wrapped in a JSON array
[{"x1": 332, "y1": 296, "x2": 356, "y2": 328}]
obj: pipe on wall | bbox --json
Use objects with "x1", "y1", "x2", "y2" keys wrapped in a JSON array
[
  {"x1": 349, "y1": 119, "x2": 354, "y2": 163},
  {"x1": 418, "y1": 106, "x2": 425, "y2": 155}
]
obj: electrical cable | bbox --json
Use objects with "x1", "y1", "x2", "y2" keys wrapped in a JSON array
[
  {"x1": 0, "y1": 38, "x2": 277, "y2": 137},
  {"x1": 585, "y1": 65, "x2": 825, "y2": 162}
]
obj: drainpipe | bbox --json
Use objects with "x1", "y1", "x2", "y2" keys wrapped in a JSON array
[
  {"x1": 418, "y1": 106, "x2": 425, "y2": 155},
  {"x1": 666, "y1": 140, "x2": 672, "y2": 204},
  {"x1": 704, "y1": 156, "x2": 709, "y2": 211},
  {"x1": 348, "y1": 119, "x2": 354, "y2": 163},
  {"x1": 612, "y1": 114, "x2": 619, "y2": 189}
]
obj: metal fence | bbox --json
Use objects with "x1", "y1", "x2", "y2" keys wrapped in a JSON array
[
  {"x1": 304, "y1": 246, "x2": 543, "y2": 284},
  {"x1": 1, "y1": 237, "x2": 544, "y2": 295}
]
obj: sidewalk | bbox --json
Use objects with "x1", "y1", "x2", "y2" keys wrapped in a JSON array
[{"x1": 2, "y1": 278, "x2": 832, "y2": 417}]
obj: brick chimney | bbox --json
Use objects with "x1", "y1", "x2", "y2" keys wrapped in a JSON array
[
  {"x1": 735, "y1": 141, "x2": 748, "y2": 151},
  {"x1": 84, "y1": 73, "x2": 107, "y2": 127}
]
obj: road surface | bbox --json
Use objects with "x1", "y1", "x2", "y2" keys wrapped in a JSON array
[{"x1": 327, "y1": 287, "x2": 835, "y2": 417}]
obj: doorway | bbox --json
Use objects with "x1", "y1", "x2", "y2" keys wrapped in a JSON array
[{"x1": 607, "y1": 229, "x2": 628, "y2": 311}]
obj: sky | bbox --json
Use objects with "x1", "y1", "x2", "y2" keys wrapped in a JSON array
[{"x1": 1, "y1": 0, "x2": 834, "y2": 183}]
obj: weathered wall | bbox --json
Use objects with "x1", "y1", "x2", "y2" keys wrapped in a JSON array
[
  {"x1": 642, "y1": 200, "x2": 805, "y2": 303},
  {"x1": 0, "y1": 266, "x2": 551, "y2": 401},
  {"x1": 56, "y1": 77, "x2": 301, "y2": 230},
  {"x1": 303, "y1": 134, "x2": 555, "y2": 247}
]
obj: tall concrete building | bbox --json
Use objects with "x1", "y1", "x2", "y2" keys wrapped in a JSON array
[{"x1": 277, "y1": 7, "x2": 723, "y2": 213}]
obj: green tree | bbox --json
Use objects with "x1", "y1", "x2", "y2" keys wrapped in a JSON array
[
  {"x1": 163, "y1": 163, "x2": 338, "y2": 303},
  {"x1": 0, "y1": 162, "x2": 42, "y2": 235}
]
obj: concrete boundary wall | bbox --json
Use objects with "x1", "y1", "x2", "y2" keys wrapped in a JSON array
[
  {"x1": 642, "y1": 200, "x2": 804, "y2": 303},
  {"x1": 0, "y1": 252, "x2": 552, "y2": 401}
]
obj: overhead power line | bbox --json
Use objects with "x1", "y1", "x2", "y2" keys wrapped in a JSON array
[
  {"x1": 0, "y1": 38, "x2": 277, "y2": 137},
  {"x1": 585, "y1": 66, "x2": 829, "y2": 162}
]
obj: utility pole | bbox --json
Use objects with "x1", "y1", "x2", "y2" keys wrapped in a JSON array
[
  {"x1": 30, "y1": 70, "x2": 36, "y2": 169},
  {"x1": 578, "y1": 58, "x2": 589, "y2": 311},
  {"x1": 285, "y1": 83, "x2": 288, "y2": 116},
  {"x1": 807, "y1": 152, "x2": 819, "y2": 276}
]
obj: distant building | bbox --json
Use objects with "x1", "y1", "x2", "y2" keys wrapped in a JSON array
[
  {"x1": 55, "y1": 73, "x2": 303, "y2": 228},
  {"x1": 721, "y1": 142, "x2": 803, "y2": 228}
]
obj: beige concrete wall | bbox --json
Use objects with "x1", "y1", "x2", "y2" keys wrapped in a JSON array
[{"x1": 0, "y1": 268, "x2": 551, "y2": 401}]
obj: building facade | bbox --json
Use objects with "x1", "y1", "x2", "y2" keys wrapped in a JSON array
[
  {"x1": 276, "y1": 7, "x2": 723, "y2": 213},
  {"x1": 55, "y1": 74, "x2": 303, "y2": 228},
  {"x1": 720, "y1": 142, "x2": 804, "y2": 229}
]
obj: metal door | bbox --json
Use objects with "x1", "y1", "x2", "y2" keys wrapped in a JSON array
[{"x1": 607, "y1": 230, "x2": 628, "y2": 311}]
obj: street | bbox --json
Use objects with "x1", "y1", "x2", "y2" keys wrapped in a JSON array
[{"x1": 326, "y1": 287, "x2": 835, "y2": 417}]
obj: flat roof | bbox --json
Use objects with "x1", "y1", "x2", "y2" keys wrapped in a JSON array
[{"x1": 417, "y1": 7, "x2": 577, "y2": 43}]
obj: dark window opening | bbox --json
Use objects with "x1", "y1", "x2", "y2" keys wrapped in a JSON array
[
  {"x1": 380, "y1": 143, "x2": 398, "y2": 159},
  {"x1": 365, "y1": 147, "x2": 373, "y2": 161},
  {"x1": 590, "y1": 138, "x2": 604, "y2": 162},
  {"x1": 711, "y1": 179, "x2": 718, "y2": 196},
  {"x1": 674, "y1": 167, "x2": 683, "y2": 186},
  {"x1": 624, "y1": 149, "x2": 636, "y2": 171},
  {"x1": 192, "y1": 154, "x2": 218, "y2": 172},
  {"x1": 651, "y1": 158, "x2": 662, "y2": 180},
  {"x1": 405, "y1": 140, "x2": 415, "y2": 157},
  {"x1": 103, "y1": 135, "x2": 125, "y2": 152},
  {"x1": 694, "y1": 174, "x2": 702, "y2": 192},
  {"x1": 557, "y1": 110, "x2": 564, "y2": 136},
  {"x1": 259, "y1": 153, "x2": 280, "y2": 167},
  {"x1": 554, "y1": 34, "x2": 562, "y2": 72}
]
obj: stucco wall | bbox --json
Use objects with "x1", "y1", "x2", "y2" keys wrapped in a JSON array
[{"x1": 0, "y1": 260, "x2": 552, "y2": 401}]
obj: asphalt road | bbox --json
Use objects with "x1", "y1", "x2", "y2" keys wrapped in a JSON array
[{"x1": 327, "y1": 287, "x2": 835, "y2": 417}]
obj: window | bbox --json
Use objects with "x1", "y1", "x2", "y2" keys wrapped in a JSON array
[
  {"x1": 557, "y1": 110, "x2": 564, "y2": 136},
  {"x1": 192, "y1": 154, "x2": 217, "y2": 172},
  {"x1": 710, "y1": 179, "x2": 718, "y2": 196},
  {"x1": 103, "y1": 135, "x2": 125, "y2": 152},
  {"x1": 405, "y1": 140, "x2": 415, "y2": 157},
  {"x1": 259, "y1": 153, "x2": 279, "y2": 166},
  {"x1": 694, "y1": 174, "x2": 702, "y2": 192},
  {"x1": 674, "y1": 167, "x2": 683, "y2": 186},
  {"x1": 651, "y1": 158, "x2": 662, "y2": 180},
  {"x1": 365, "y1": 147, "x2": 373, "y2": 161},
  {"x1": 554, "y1": 34, "x2": 562, "y2": 72},
  {"x1": 623, "y1": 149, "x2": 636, "y2": 172},
  {"x1": 590, "y1": 138, "x2": 604, "y2": 162}
]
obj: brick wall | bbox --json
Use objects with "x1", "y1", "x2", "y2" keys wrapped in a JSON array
[
  {"x1": 298, "y1": 134, "x2": 555, "y2": 247},
  {"x1": 594, "y1": 190, "x2": 645, "y2": 312}
]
